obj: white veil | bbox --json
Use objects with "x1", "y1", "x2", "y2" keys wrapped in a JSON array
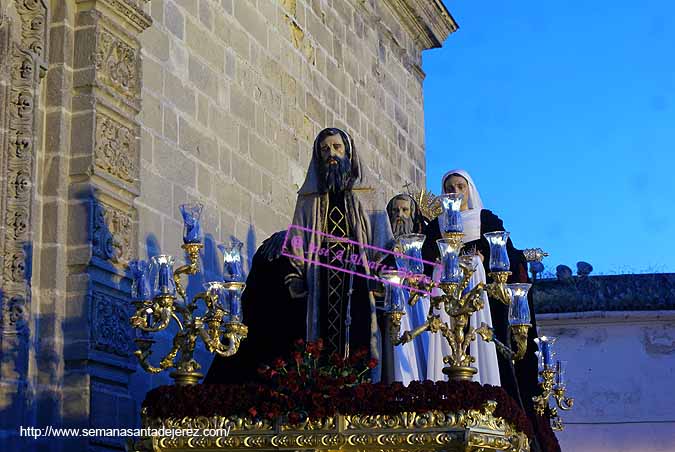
[{"x1": 427, "y1": 169, "x2": 501, "y2": 386}]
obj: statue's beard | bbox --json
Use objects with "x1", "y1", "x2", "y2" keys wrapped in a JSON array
[
  {"x1": 391, "y1": 216, "x2": 414, "y2": 238},
  {"x1": 320, "y1": 156, "x2": 351, "y2": 193}
]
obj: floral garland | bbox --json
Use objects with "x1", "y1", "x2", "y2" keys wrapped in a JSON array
[{"x1": 143, "y1": 340, "x2": 560, "y2": 452}]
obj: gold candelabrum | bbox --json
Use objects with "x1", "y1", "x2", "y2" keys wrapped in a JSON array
[
  {"x1": 128, "y1": 204, "x2": 248, "y2": 385},
  {"x1": 386, "y1": 225, "x2": 530, "y2": 382},
  {"x1": 532, "y1": 339, "x2": 575, "y2": 431}
]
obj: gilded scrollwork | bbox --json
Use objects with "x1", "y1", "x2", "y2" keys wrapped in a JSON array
[
  {"x1": 139, "y1": 402, "x2": 529, "y2": 451},
  {"x1": 94, "y1": 113, "x2": 137, "y2": 182},
  {"x1": 462, "y1": 400, "x2": 507, "y2": 431}
]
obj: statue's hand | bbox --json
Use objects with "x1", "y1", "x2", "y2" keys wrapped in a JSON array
[{"x1": 285, "y1": 275, "x2": 308, "y2": 299}]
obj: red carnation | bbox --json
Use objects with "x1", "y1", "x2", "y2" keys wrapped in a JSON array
[{"x1": 367, "y1": 358, "x2": 378, "y2": 369}]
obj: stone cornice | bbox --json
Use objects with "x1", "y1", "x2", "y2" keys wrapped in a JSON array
[
  {"x1": 382, "y1": 0, "x2": 458, "y2": 49},
  {"x1": 76, "y1": 0, "x2": 151, "y2": 32}
]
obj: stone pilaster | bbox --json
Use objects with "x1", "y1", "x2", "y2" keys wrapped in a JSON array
[
  {"x1": 0, "y1": 0, "x2": 49, "y2": 447},
  {"x1": 61, "y1": 0, "x2": 149, "y2": 450}
]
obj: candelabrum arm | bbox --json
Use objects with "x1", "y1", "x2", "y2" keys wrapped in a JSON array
[
  {"x1": 395, "y1": 319, "x2": 432, "y2": 346},
  {"x1": 486, "y1": 272, "x2": 511, "y2": 305},
  {"x1": 130, "y1": 303, "x2": 172, "y2": 332},
  {"x1": 172, "y1": 243, "x2": 202, "y2": 300},
  {"x1": 474, "y1": 322, "x2": 494, "y2": 342},
  {"x1": 173, "y1": 262, "x2": 197, "y2": 301},
  {"x1": 554, "y1": 389, "x2": 575, "y2": 411},
  {"x1": 134, "y1": 333, "x2": 181, "y2": 374},
  {"x1": 207, "y1": 324, "x2": 249, "y2": 358}
]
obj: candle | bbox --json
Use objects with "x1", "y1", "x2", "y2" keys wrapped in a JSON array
[
  {"x1": 555, "y1": 360, "x2": 567, "y2": 388},
  {"x1": 535, "y1": 336, "x2": 557, "y2": 367},
  {"x1": 152, "y1": 255, "x2": 176, "y2": 296},
  {"x1": 382, "y1": 270, "x2": 406, "y2": 312}
]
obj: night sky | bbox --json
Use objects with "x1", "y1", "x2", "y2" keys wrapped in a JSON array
[{"x1": 423, "y1": 0, "x2": 675, "y2": 275}]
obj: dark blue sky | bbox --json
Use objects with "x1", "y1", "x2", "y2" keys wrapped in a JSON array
[{"x1": 423, "y1": 0, "x2": 674, "y2": 275}]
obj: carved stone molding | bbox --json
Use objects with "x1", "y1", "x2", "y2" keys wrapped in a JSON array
[
  {"x1": 382, "y1": 0, "x2": 458, "y2": 50},
  {"x1": 15, "y1": 0, "x2": 48, "y2": 60},
  {"x1": 92, "y1": 201, "x2": 136, "y2": 264},
  {"x1": 95, "y1": 27, "x2": 141, "y2": 101},
  {"x1": 91, "y1": 289, "x2": 132, "y2": 357},
  {"x1": 5, "y1": 294, "x2": 28, "y2": 335},
  {"x1": 100, "y1": 0, "x2": 151, "y2": 32},
  {"x1": 94, "y1": 112, "x2": 138, "y2": 183}
]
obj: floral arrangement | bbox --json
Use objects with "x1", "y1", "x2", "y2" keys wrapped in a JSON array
[{"x1": 142, "y1": 339, "x2": 560, "y2": 452}]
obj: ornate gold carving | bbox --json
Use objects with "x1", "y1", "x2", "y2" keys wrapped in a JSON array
[
  {"x1": 138, "y1": 403, "x2": 528, "y2": 451},
  {"x1": 95, "y1": 28, "x2": 140, "y2": 99},
  {"x1": 412, "y1": 188, "x2": 442, "y2": 221},
  {"x1": 94, "y1": 113, "x2": 137, "y2": 182}
]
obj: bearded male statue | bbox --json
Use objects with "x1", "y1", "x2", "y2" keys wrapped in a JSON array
[
  {"x1": 207, "y1": 128, "x2": 393, "y2": 384},
  {"x1": 386, "y1": 193, "x2": 425, "y2": 238},
  {"x1": 284, "y1": 128, "x2": 394, "y2": 380}
]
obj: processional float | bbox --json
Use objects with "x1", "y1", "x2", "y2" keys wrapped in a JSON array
[{"x1": 127, "y1": 196, "x2": 572, "y2": 452}]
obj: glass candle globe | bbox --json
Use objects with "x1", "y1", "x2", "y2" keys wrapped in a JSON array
[
  {"x1": 438, "y1": 193, "x2": 464, "y2": 234},
  {"x1": 396, "y1": 233, "x2": 426, "y2": 274},
  {"x1": 219, "y1": 239, "x2": 245, "y2": 283},
  {"x1": 483, "y1": 231, "x2": 510, "y2": 272},
  {"x1": 507, "y1": 283, "x2": 532, "y2": 325},
  {"x1": 180, "y1": 203, "x2": 203, "y2": 244},
  {"x1": 437, "y1": 238, "x2": 463, "y2": 284},
  {"x1": 382, "y1": 270, "x2": 408, "y2": 312},
  {"x1": 130, "y1": 260, "x2": 152, "y2": 301}
]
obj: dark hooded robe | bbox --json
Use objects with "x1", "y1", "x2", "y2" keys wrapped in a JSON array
[
  {"x1": 274, "y1": 128, "x2": 393, "y2": 378},
  {"x1": 205, "y1": 232, "x2": 305, "y2": 384}
]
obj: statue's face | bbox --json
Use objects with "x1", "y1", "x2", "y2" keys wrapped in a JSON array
[
  {"x1": 443, "y1": 174, "x2": 470, "y2": 211},
  {"x1": 389, "y1": 197, "x2": 414, "y2": 238},
  {"x1": 391, "y1": 198, "x2": 412, "y2": 222},
  {"x1": 319, "y1": 134, "x2": 346, "y2": 166},
  {"x1": 318, "y1": 133, "x2": 351, "y2": 193}
]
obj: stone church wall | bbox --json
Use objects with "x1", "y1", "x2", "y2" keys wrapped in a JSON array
[
  {"x1": 0, "y1": 1, "x2": 455, "y2": 450},
  {"x1": 131, "y1": 0, "x2": 456, "y2": 419},
  {"x1": 137, "y1": 0, "x2": 450, "y2": 264}
]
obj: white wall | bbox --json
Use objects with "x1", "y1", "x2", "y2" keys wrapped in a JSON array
[{"x1": 537, "y1": 311, "x2": 675, "y2": 452}]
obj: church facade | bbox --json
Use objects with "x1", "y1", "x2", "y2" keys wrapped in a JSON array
[{"x1": 0, "y1": 1, "x2": 457, "y2": 450}]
